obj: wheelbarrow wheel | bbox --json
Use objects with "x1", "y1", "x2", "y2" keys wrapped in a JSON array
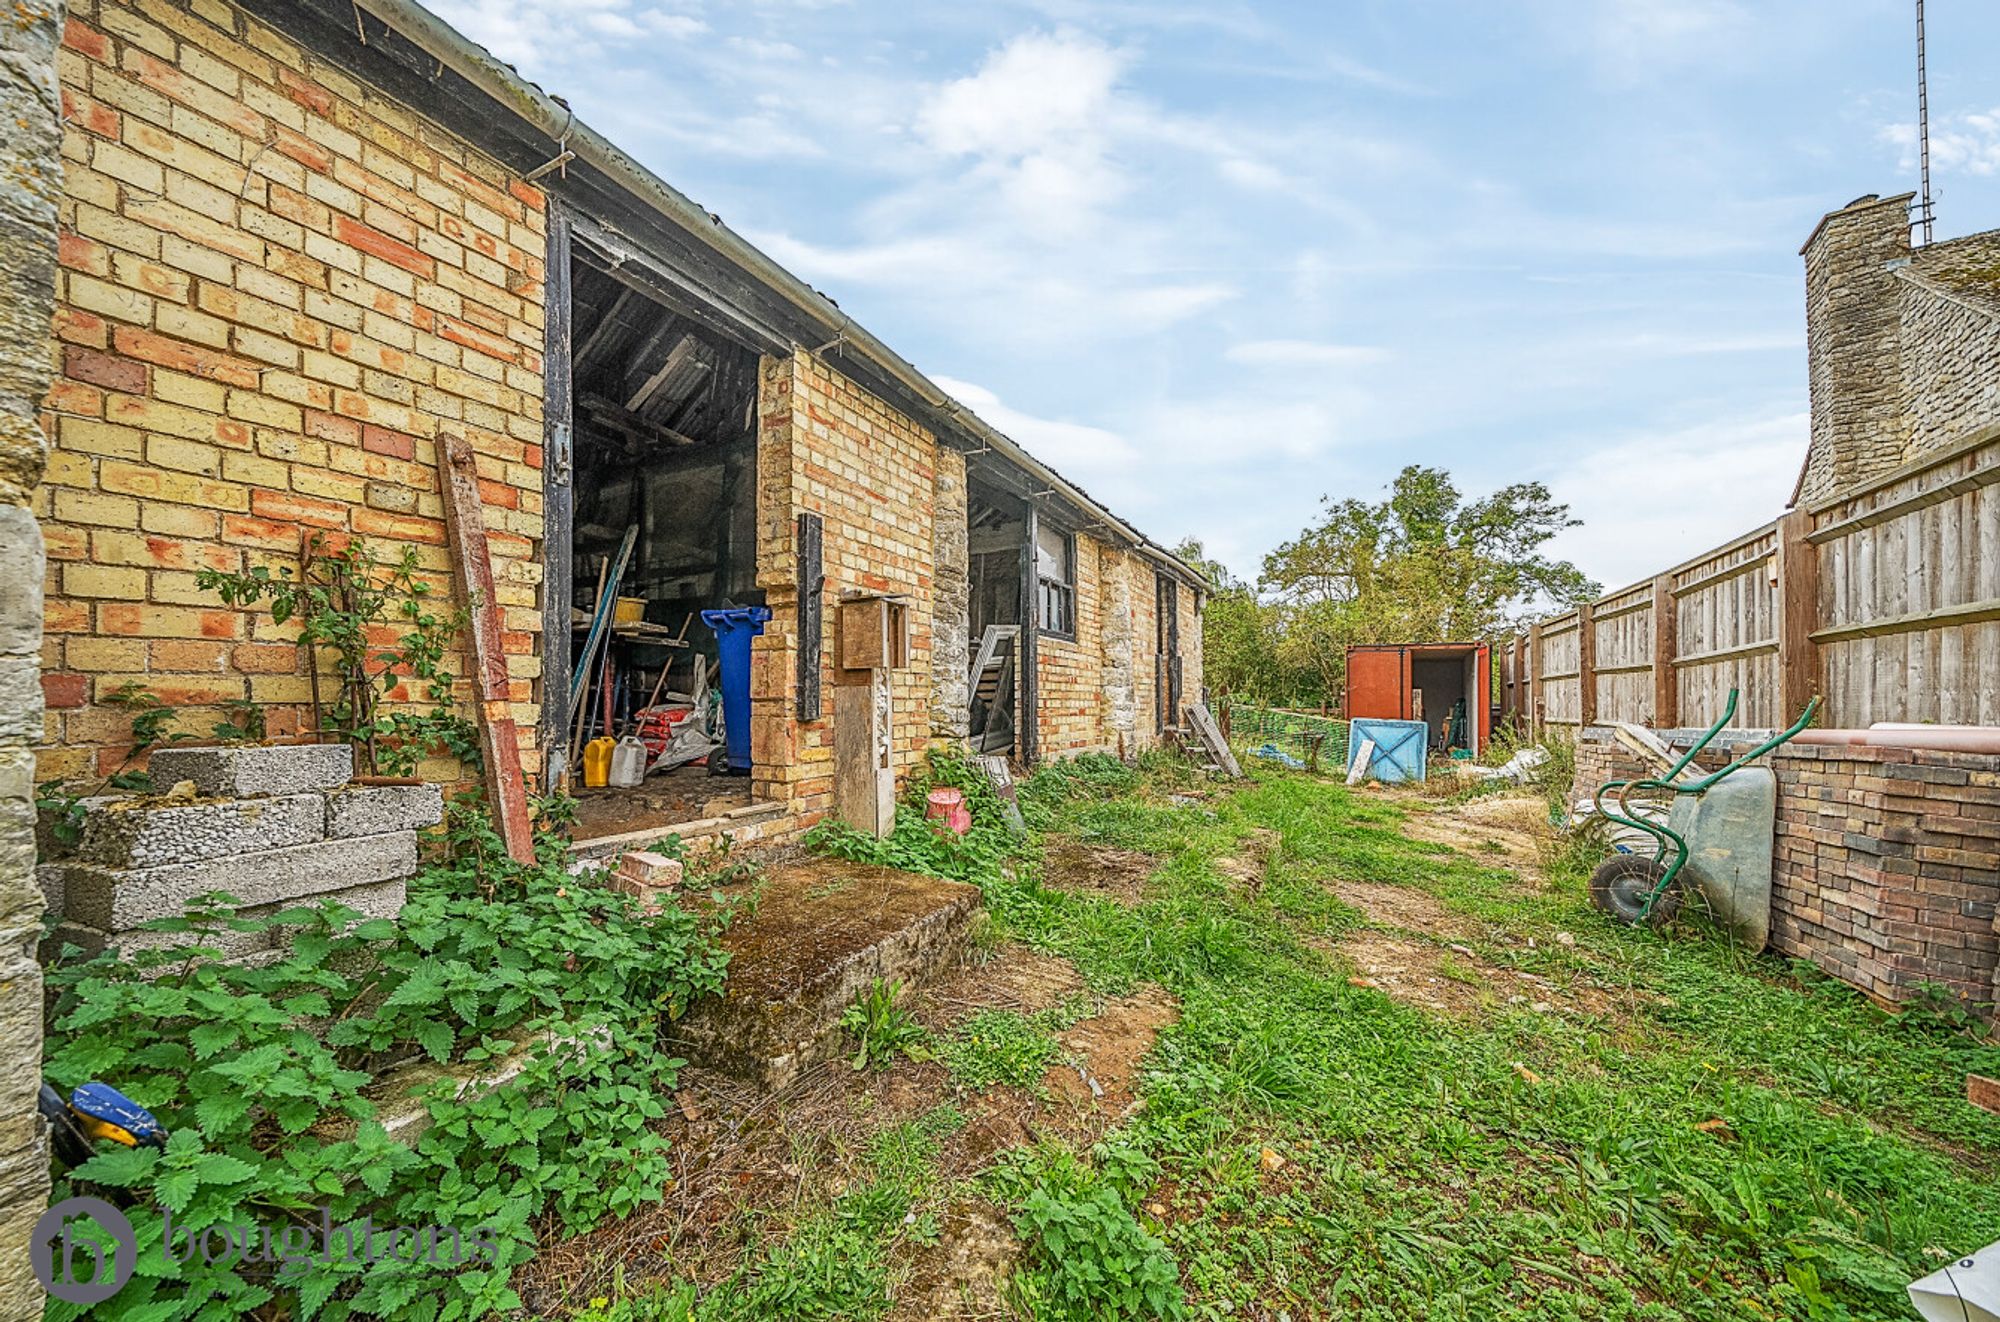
[{"x1": 1588, "y1": 853, "x2": 1683, "y2": 928}]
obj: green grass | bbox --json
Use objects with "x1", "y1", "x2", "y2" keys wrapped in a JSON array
[{"x1": 573, "y1": 758, "x2": 2000, "y2": 1321}]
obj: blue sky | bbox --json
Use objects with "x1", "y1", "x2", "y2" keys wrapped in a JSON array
[{"x1": 433, "y1": 0, "x2": 2000, "y2": 592}]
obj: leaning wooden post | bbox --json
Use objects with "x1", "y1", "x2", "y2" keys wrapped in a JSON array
[
  {"x1": 1650, "y1": 571, "x2": 1678, "y2": 728},
  {"x1": 1775, "y1": 508, "x2": 1822, "y2": 722},
  {"x1": 1576, "y1": 600, "x2": 1598, "y2": 728},
  {"x1": 439, "y1": 434, "x2": 538, "y2": 865}
]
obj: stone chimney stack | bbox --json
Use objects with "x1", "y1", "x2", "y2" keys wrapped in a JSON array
[{"x1": 1797, "y1": 193, "x2": 1914, "y2": 505}]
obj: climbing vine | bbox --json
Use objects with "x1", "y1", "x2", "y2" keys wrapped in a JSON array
[{"x1": 197, "y1": 533, "x2": 477, "y2": 777}]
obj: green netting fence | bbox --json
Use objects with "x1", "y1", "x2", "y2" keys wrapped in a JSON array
[{"x1": 1217, "y1": 701, "x2": 1350, "y2": 774}]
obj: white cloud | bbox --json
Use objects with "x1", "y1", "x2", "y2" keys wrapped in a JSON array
[
  {"x1": 930, "y1": 375, "x2": 1142, "y2": 483},
  {"x1": 425, "y1": 0, "x2": 707, "y2": 68},
  {"x1": 918, "y1": 30, "x2": 1132, "y2": 236},
  {"x1": 1543, "y1": 411, "x2": 1807, "y2": 591},
  {"x1": 1226, "y1": 339, "x2": 1389, "y2": 368},
  {"x1": 1882, "y1": 110, "x2": 2000, "y2": 178}
]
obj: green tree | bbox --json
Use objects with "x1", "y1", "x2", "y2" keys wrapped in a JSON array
[
  {"x1": 1257, "y1": 466, "x2": 1597, "y2": 703},
  {"x1": 1173, "y1": 538, "x2": 1296, "y2": 702}
]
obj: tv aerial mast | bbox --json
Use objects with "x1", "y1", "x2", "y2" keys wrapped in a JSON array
[{"x1": 1915, "y1": 0, "x2": 1935, "y2": 245}]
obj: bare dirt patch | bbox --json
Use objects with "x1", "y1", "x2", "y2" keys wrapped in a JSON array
[
  {"x1": 888, "y1": 1199, "x2": 1020, "y2": 1322},
  {"x1": 1399, "y1": 792, "x2": 1552, "y2": 884},
  {"x1": 1041, "y1": 838, "x2": 1158, "y2": 906},
  {"x1": 517, "y1": 942, "x2": 1178, "y2": 1315},
  {"x1": 1327, "y1": 877, "x2": 1468, "y2": 936},
  {"x1": 1215, "y1": 827, "x2": 1281, "y2": 896},
  {"x1": 1331, "y1": 930, "x2": 1627, "y2": 1020},
  {"x1": 1043, "y1": 982, "x2": 1179, "y2": 1122}
]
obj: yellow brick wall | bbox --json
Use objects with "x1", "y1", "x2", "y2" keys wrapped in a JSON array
[
  {"x1": 1036, "y1": 532, "x2": 1112, "y2": 756},
  {"x1": 1036, "y1": 539, "x2": 1197, "y2": 758},
  {"x1": 751, "y1": 352, "x2": 940, "y2": 826},
  {"x1": 38, "y1": 0, "x2": 546, "y2": 784}
]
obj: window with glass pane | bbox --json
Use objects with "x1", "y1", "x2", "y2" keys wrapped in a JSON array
[{"x1": 1035, "y1": 522, "x2": 1075, "y2": 637}]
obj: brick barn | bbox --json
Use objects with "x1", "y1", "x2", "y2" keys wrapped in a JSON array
[{"x1": 33, "y1": 0, "x2": 1207, "y2": 846}]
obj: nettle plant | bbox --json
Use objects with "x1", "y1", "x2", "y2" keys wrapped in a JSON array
[
  {"x1": 197, "y1": 532, "x2": 478, "y2": 777},
  {"x1": 42, "y1": 816, "x2": 735, "y2": 1320}
]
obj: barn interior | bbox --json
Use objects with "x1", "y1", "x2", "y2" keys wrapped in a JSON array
[
  {"x1": 563, "y1": 241, "x2": 765, "y2": 840},
  {"x1": 965, "y1": 482, "x2": 1026, "y2": 755}
]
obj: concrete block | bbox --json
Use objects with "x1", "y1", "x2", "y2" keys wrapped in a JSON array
[
  {"x1": 56, "y1": 830, "x2": 416, "y2": 930},
  {"x1": 147, "y1": 742, "x2": 355, "y2": 797},
  {"x1": 48, "y1": 878, "x2": 406, "y2": 962},
  {"x1": 72, "y1": 792, "x2": 324, "y2": 868},
  {"x1": 325, "y1": 783, "x2": 444, "y2": 838}
]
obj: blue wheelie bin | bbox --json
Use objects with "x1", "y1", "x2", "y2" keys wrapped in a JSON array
[{"x1": 700, "y1": 606, "x2": 771, "y2": 775}]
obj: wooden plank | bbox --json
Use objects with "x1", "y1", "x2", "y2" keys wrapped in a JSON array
[
  {"x1": 1185, "y1": 701, "x2": 1242, "y2": 778},
  {"x1": 1775, "y1": 507, "x2": 1821, "y2": 722},
  {"x1": 1651, "y1": 571, "x2": 1678, "y2": 727},
  {"x1": 796, "y1": 512, "x2": 823, "y2": 721},
  {"x1": 541, "y1": 206, "x2": 574, "y2": 784},
  {"x1": 1672, "y1": 639, "x2": 1778, "y2": 668},
  {"x1": 1672, "y1": 550, "x2": 1775, "y2": 600},
  {"x1": 1577, "y1": 599, "x2": 1598, "y2": 725},
  {"x1": 439, "y1": 434, "x2": 537, "y2": 866},
  {"x1": 1810, "y1": 595, "x2": 2000, "y2": 643}
]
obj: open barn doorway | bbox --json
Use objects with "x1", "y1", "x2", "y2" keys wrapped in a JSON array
[
  {"x1": 552, "y1": 232, "x2": 769, "y2": 845},
  {"x1": 966, "y1": 480, "x2": 1026, "y2": 757}
]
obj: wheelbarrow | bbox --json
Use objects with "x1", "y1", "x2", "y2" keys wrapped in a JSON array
[{"x1": 1586, "y1": 688, "x2": 1819, "y2": 945}]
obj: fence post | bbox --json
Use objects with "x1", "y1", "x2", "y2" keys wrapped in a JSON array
[
  {"x1": 1511, "y1": 635, "x2": 1525, "y2": 726},
  {"x1": 1528, "y1": 621, "x2": 1544, "y2": 736},
  {"x1": 1651, "y1": 571, "x2": 1678, "y2": 728},
  {"x1": 1576, "y1": 600, "x2": 1597, "y2": 727},
  {"x1": 1776, "y1": 508, "x2": 1821, "y2": 722}
]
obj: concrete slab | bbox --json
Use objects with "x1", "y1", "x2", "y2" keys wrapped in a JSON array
[
  {"x1": 72, "y1": 793, "x2": 324, "y2": 868},
  {"x1": 48, "y1": 878, "x2": 405, "y2": 962},
  {"x1": 55, "y1": 830, "x2": 416, "y2": 931},
  {"x1": 147, "y1": 743, "x2": 355, "y2": 798},
  {"x1": 669, "y1": 857, "x2": 982, "y2": 1090},
  {"x1": 325, "y1": 783, "x2": 444, "y2": 839}
]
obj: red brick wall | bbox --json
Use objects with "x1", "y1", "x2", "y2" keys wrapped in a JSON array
[
  {"x1": 39, "y1": 0, "x2": 546, "y2": 786},
  {"x1": 1572, "y1": 733, "x2": 2000, "y2": 1011}
]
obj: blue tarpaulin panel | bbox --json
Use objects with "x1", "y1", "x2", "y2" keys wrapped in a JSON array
[{"x1": 1348, "y1": 718, "x2": 1429, "y2": 783}]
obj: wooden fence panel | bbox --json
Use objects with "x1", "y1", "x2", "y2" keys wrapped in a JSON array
[
  {"x1": 1673, "y1": 523, "x2": 1780, "y2": 727},
  {"x1": 1813, "y1": 430, "x2": 2000, "y2": 725},
  {"x1": 1591, "y1": 585, "x2": 1653, "y2": 724},
  {"x1": 1506, "y1": 431, "x2": 1998, "y2": 734},
  {"x1": 1539, "y1": 613, "x2": 1582, "y2": 725}
]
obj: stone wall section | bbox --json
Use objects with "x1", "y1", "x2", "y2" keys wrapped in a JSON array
[
  {"x1": 928, "y1": 447, "x2": 968, "y2": 741},
  {"x1": 1572, "y1": 732, "x2": 2000, "y2": 1012},
  {"x1": 1799, "y1": 194, "x2": 1913, "y2": 507},
  {"x1": 1799, "y1": 195, "x2": 2000, "y2": 506},
  {"x1": 38, "y1": 0, "x2": 548, "y2": 789},
  {"x1": 1897, "y1": 250, "x2": 2000, "y2": 463},
  {"x1": 0, "y1": 2, "x2": 62, "y2": 1311},
  {"x1": 1099, "y1": 545, "x2": 1137, "y2": 754}
]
